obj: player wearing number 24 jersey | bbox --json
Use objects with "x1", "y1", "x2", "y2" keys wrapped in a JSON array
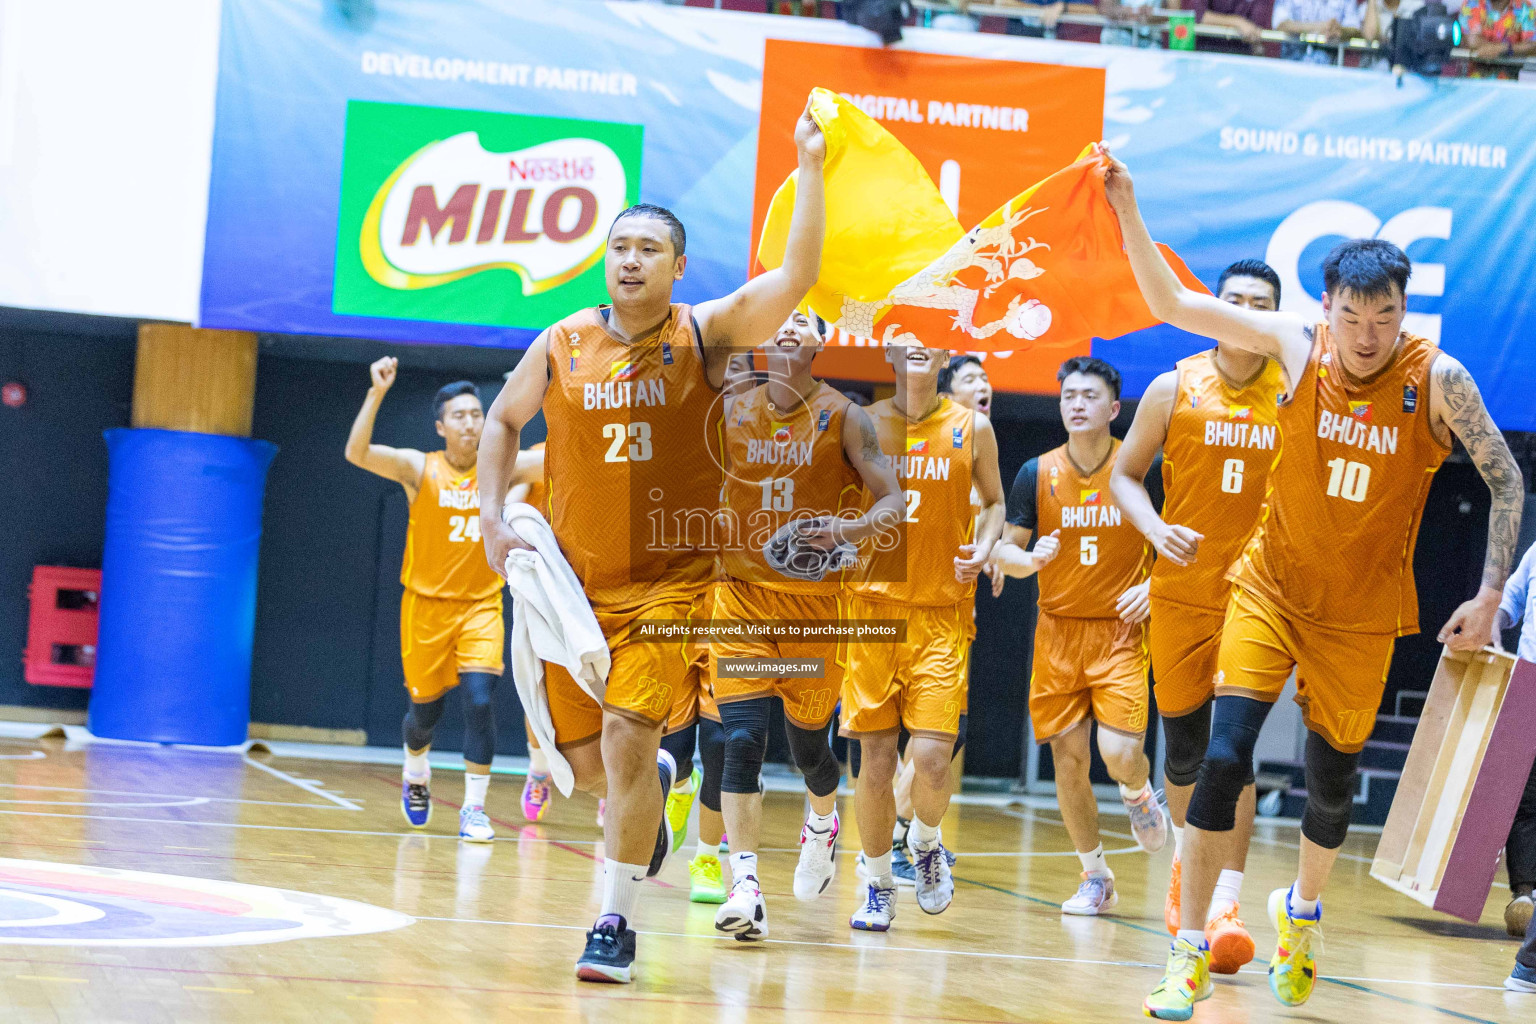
[{"x1": 1103, "y1": 145, "x2": 1523, "y2": 1021}]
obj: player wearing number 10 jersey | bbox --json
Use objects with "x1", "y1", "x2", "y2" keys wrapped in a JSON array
[
  {"x1": 1112, "y1": 259, "x2": 1287, "y2": 977},
  {"x1": 344, "y1": 359, "x2": 504, "y2": 844},
  {"x1": 1104, "y1": 148, "x2": 1524, "y2": 1021}
]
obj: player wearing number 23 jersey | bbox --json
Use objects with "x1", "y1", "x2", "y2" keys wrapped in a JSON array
[
  {"x1": 539, "y1": 303, "x2": 724, "y2": 748},
  {"x1": 1222, "y1": 324, "x2": 1449, "y2": 752}
]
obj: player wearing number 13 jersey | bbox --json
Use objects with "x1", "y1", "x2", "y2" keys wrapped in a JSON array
[
  {"x1": 344, "y1": 360, "x2": 504, "y2": 844},
  {"x1": 1107, "y1": 152, "x2": 1523, "y2": 1021}
]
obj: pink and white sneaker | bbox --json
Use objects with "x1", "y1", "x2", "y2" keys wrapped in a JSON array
[
  {"x1": 793, "y1": 812, "x2": 839, "y2": 900},
  {"x1": 521, "y1": 772, "x2": 551, "y2": 822}
]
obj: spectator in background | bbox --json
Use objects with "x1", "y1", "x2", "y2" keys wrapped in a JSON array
[
  {"x1": 1462, "y1": 0, "x2": 1536, "y2": 73},
  {"x1": 999, "y1": 0, "x2": 1076, "y2": 39},
  {"x1": 1184, "y1": 0, "x2": 1276, "y2": 53},
  {"x1": 1272, "y1": 0, "x2": 1366, "y2": 61},
  {"x1": 1100, "y1": 0, "x2": 1162, "y2": 45},
  {"x1": 1495, "y1": 539, "x2": 1536, "y2": 941}
]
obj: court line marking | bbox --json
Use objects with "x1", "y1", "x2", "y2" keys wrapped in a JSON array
[
  {"x1": 0, "y1": 781, "x2": 358, "y2": 811},
  {"x1": 241, "y1": 756, "x2": 362, "y2": 811},
  {"x1": 411, "y1": 914, "x2": 1511, "y2": 994},
  {"x1": 183, "y1": 985, "x2": 253, "y2": 994},
  {"x1": 14, "y1": 974, "x2": 88, "y2": 983},
  {"x1": 0, "y1": 954, "x2": 1033, "y2": 1024}
]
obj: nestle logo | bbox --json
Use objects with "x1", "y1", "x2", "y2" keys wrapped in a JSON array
[{"x1": 509, "y1": 157, "x2": 596, "y2": 183}]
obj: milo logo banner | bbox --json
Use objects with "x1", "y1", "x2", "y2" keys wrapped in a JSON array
[{"x1": 334, "y1": 102, "x2": 641, "y2": 329}]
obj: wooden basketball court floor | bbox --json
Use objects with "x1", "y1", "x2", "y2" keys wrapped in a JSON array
[{"x1": 0, "y1": 733, "x2": 1524, "y2": 1024}]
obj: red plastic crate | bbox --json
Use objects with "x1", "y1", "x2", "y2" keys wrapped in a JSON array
[{"x1": 24, "y1": 566, "x2": 101, "y2": 688}]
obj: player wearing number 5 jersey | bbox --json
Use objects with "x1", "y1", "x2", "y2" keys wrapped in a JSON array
[
  {"x1": 344, "y1": 360, "x2": 504, "y2": 844},
  {"x1": 1102, "y1": 147, "x2": 1525, "y2": 1021},
  {"x1": 994, "y1": 357, "x2": 1168, "y2": 920},
  {"x1": 1111, "y1": 259, "x2": 1287, "y2": 977},
  {"x1": 477, "y1": 101, "x2": 826, "y2": 985}
]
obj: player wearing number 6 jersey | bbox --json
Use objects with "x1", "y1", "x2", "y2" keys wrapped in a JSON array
[
  {"x1": 344, "y1": 360, "x2": 504, "y2": 844},
  {"x1": 1110, "y1": 259, "x2": 1287, "y2": 977},
  {"x1": 994, "y1": 356, "x2": 1168, "y2": 919},
  {"x1": 476, "y1": 102, "x2": 826, "y2": 985},
  {"x1": 1102, "y1": 147, "x2": 1525, "y2": 1021}
]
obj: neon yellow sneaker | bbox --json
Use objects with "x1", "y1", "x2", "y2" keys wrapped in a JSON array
[
  {"x1": 689, "y1": 852, "x2": 727, "y2": 904},
  {"x1": 1143, "y1": 937, "x2": 1212, "y2": 1020},
  {"x1": 1268, "y1": 886, "x2": 1323, "y2": 1007},
  {"x1": 665, "y1": 767, "x2": 701, "y2": 855}
]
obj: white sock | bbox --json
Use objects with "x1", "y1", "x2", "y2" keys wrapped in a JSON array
[
  {"x1": 1172, "y1": 825, "x2": 1185, "y2": 860},
  {"x1": 1120, "y1": 780, "x2": 1153, "y2": 803},
  {"x1": 910, "y1": 816, "x2": 941, "y2": 847},
  {"x1": 673, "y1": 765, "x2": 696, "y2": 793},
  {"x1": 806, "y1": 808, "x2": 837, "y2": 832},
  {"x1": 864, "y1": 850, "x2": 893, "y2": 885},
  {"x1": 1208, "y1": 869, "x2": 1244, "y2": 920},
  {"x1": 463, "y1": 772, "x2": 489, "y2": 809},
  {"x1": 599, "y1": 859, "x2": 648, "y2": 925},
  {"x1": 656, "y1": 748, "x2": 677, "y2": 789},
  {"x1": 729, "y1": 851, "x2": 759, "y2": 884},
  {"x1": 1176, "y1": 928, "x2": 1208, "y2": 950},
  {"x1": 1288, "y1": 884, "x2": 1320, "y2": 920},
  {"x1": 1078, "y1": 844, "x2": 1110, "y2": 878},
  {"x1": 403, "y1": 747, "x2": 430, "y2": 782},
  {"x1": 892, "y1": 816, "x2": 911, "y2": 844}
]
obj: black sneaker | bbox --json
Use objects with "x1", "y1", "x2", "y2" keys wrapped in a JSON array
[
  {"x1": 647, "y1": 758, "x2": 675, "y2": 877},
  {"x1": 575, "y1": 916, "x2": 637, "y2": 984}
]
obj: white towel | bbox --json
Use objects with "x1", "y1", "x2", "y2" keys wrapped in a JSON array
[{"x1": 501, "y1": 502, "x2": 610, "y2": 797}]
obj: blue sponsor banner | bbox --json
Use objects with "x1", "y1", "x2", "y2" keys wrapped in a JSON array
[{"x1": 201, "y1": 0, "x2": 1536, "y2": 428}]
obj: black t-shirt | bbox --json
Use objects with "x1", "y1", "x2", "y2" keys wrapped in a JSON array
[{"x1": 1006, "y1": 454, "x2": 1163, "y2": 533}]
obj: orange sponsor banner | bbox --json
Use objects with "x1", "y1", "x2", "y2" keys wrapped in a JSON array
[{"x1": 751, "y1": 40, "x2": 1105, "y2": 393}]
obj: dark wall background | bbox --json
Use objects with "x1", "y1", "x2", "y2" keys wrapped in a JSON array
[{"x1": 1, "y1": 315, "x2": 1531, "y2": 775}]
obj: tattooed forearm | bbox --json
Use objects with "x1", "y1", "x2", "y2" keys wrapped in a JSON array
[
  {"x1": 856, "y1": 408, "x2": 886, "y2": 465},
  {"x1": 1436, "y1": 357, "x2": 1525, "y2": 589}
]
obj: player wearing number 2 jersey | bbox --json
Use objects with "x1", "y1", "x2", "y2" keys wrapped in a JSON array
[
  {"x1": 1104, "y1": 147, "x2": 1524, "y2": 1021},
  {"x1": 1111, "y1": 259, "x2": 1287, "y2": 977},
  {"x1": 344, "y1": 360, "x2": 504, "y2": 845},
  {"x1": 994, "y1": 357, "x2": 1167, "y2": 921},
  {"x1": 477, "y1": 103, "x2": 826, "y2": 985}
]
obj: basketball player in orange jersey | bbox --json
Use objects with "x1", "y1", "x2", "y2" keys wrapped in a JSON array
[
  {"x1": 475, "y1": 104, "x2": 825, "y2": 984},
  {"x1": 843, "y1": 339, "x2": 1005, "y2": 931},
  {"x1": 344, "y1": 358, "x2": 503, "y2": 843},
  {"x1": 993, "y1": 356, "x2": 1169, "y2": 917},
  {"x1": 1109, "y1": 259, "x2": 1286, "y2": 976},
  {"x1": 1101, "y1": 151, "x2": 1525, "y2": 1020},
  {"x1": 709, "y1": 310, "x2": 901, "y2": 941}
]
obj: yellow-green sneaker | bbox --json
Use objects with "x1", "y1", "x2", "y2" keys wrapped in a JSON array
[
  {"x1": 689, "y1": 851, "x2": 727, "y2": 904},
  {"x1": 1268, "y1": 886, "x2": 1322, "y2": 1007},
  {"x1": 1143, "y1": 937, "x2": 1212, "y2": 1020},
  {"x1": 665, "y1": 767, "x2": 701, "y2": 855}
]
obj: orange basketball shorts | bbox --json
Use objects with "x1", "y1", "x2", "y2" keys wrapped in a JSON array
[
  {"x1": 840, "y1": 594, "x2": 969, "y2": 741},
  {"x1": 1150, "y1": 596, "x2": 1227, "y2": 719},
  {"x1": 400, "y1": 590, "x2": 504, "y2": 703},
  {"x1": 709, "y1": 580, "x2": 843, "y2": 729},
  {"x1": 1215, "y1": 585, "x2": 1395, "y2": 754},
  {"x1": 545, "y1": 592, "x2": 703, "y2": 750},
  {"x1": 1029, "y1": 611, "x2": 1149, "y2": 744}
]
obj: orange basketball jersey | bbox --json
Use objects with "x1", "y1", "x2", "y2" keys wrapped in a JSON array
[
  {"x1": 1150, "y1": 351, "x2": 1285, "y2": 610},
  {"x1": 1231, "y1": 325, "x2": 1449, "y2": 635},
  {"x1": 1034, "y1": 439, "x2": 1153, "y2": 619},
  {"x1": 521, "y1": 441, "x2": 548, "y2": 519},
  {"x1": 851, "y1": 396, "x2": 975, "y2": 608},
  {"x1": 720, "y1": 381, "x2": 862, "y2": 594},
  {"x1": 542, "y1": 305, "x2": 723, "y2": 612},
  {"x1": 401, "y1": 451, "x2": 504, "y2": 601}
]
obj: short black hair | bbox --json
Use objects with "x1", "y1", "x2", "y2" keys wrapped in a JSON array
[
  {"x1": 1216, "y1": 259, "x2": 1282, "y2": 306},
  {"x1": 1057, "y1": 356, "x2": 1121, "y2": 401},
  {"x1": 611, "y1": 203, "x2": 686, "y2": 257},
  {"x1": 938, "y1": 354, "x2": 983, "y2": 394},
  {"x1": 433, "y1": 381, "x2": 480, "y2": 421},
  {"x1": 1322, "y1": 239, "x2": 1411, "y2": 302}
]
